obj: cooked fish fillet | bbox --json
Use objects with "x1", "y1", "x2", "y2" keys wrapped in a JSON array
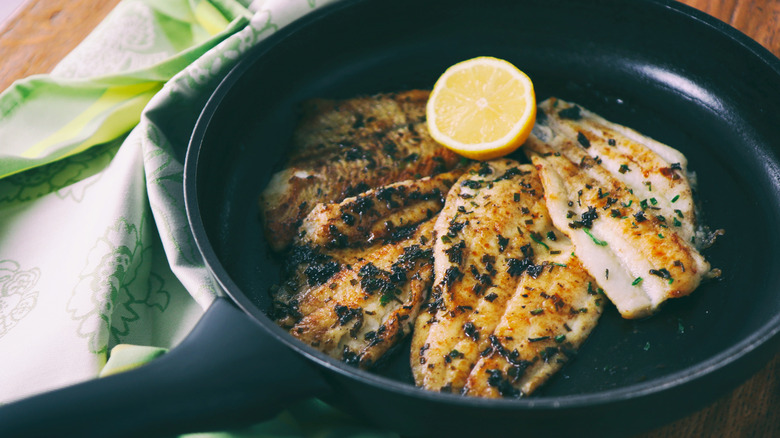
[
  {"x1": 285, "y1": 219, "x2": 435, "y2": 368},
  {"x1": 411, "y1": 160, "x2": 603, "y2": 396},
  {"x1": 525, "y1": 98, "x2": 712, "y2": 319},
  {"x1": 273, "y1": 173, "x2": 462, "y2": 368},
  {"x1": 464, "y1": 255, "x2": 602, "y2": 397},
  {"x1": 260, "y1": 90, "x2": 462, "y2": 252},
  {"x1": 297, "y1": 169, "x2": 463, "y2": 249}
]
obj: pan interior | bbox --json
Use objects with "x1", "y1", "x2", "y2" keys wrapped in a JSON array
[{"x1": 193, "y1": 0, "x2": 780, "y2": 399}]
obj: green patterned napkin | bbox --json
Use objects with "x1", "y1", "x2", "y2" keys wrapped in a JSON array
[{"x1": 0, "y1": 0, "x2": 396, "y2": 436}]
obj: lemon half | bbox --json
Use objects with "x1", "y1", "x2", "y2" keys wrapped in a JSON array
[{"x1": 426, "y1": 57, "x2": 536, "y2": 160}]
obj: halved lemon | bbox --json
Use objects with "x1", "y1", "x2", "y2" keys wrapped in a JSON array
[{"x1": 426, "y1": 57, "x2": 536, "y2": 160}]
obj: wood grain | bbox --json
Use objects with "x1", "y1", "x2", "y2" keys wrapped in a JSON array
[
  {"x1": 682, "y1": 0, "x2": 780, "y2": 56},
  {"x1": 0, "y1": 0, "x2": 122, "y2": 92},
  {"x1": 0, "y1": 0, "x2": 778, "y2": 437}
]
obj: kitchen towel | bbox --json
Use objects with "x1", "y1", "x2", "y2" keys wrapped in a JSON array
[{"x1": 0, "y1": 0, "x2": 394, "y2": 436}]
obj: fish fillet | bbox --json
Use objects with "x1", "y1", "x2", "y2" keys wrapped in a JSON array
[
  {"x1": 525, "y1": 98, "x2": 712, "y2": 319},
  {"x1": 260, "y1": 90, "x2": 462, "y2": 252},
  {"x1": 272, "y1": 173, "x2": 462, "y2": 368},
  {"x1": 411, "y1": 159, "x2": 603, "y2": 396}
]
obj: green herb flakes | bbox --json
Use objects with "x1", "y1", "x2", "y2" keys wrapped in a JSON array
[{"x1": 583, "y1": 228, "x2": 608, "y2": 246}]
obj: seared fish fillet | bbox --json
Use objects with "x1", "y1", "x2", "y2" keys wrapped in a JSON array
[
  {"x1": 411, "y1": 160, "x2": 603, "y2": 396},
  {"x1": 273, "y1": 173, "x2": 461, "y2": 368},
  {"x1": 260, "y1": 90, "x2": 461, "y2": 251},
  {"x1": 525, "y1": 98, "x2": 712, "y2": 319}
]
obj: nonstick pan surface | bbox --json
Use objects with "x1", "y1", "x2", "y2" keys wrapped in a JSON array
[
  {"x1": 184, "y1": 0, "x2": 780, "y2": 435},
  {"x1": 5, "y1": 0, "x2": 777, "y2": 437},
  {"x1": 186, "y1": 0, "x2": 780, "y2": 435}
]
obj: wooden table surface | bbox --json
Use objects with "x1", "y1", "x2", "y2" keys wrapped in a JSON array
[{"x1": 0, "y1": 0, "x2": 778, "y2": 437}]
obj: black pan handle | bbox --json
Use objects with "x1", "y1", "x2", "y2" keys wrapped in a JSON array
[{"x1": 0, "y1": 297, "x2": 330, "y2": 438}]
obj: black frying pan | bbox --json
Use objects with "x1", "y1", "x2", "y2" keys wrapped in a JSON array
[{"x1": 2, "y1": 0, "x2": 779, "y2": 437}]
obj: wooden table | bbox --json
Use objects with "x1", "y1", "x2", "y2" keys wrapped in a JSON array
[{"x1": 0, "y1": 0, "x2": 778, "y2": 436}]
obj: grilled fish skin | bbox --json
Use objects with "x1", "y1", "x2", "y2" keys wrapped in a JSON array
[
  {"x1": 464, "y1": 255, "x2": 602, "y2": 398},
  {"x1": 273, "y1": 173, "x2": 463, "y2": 368},
  {"x1": 525, "y1": 98, "x2": 712, "y2": 319},
  {"x1": 411, "y1": 160, "x2": 603, "y2": 396},
  {"x1": 297, "y1": 169, "x2": 463, "y2": 250},
  {"x1": 260, "y1": 90, "x2": 462, "y2": 252},
  {"x1": 286, "y1": 219, "x2": 436, "y2": 369}
]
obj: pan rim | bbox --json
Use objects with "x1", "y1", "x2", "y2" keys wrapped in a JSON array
[{"x1": 185, "y1": 0, "x2": 780, "y2": 411}]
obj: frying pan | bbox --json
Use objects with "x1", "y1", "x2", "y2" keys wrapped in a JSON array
[{"x1": 2, "y1": 0, "x2": 779, "y2": 436}]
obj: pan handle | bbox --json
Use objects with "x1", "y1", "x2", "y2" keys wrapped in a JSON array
[{"x1": 0, "y1": 297, "x2": 330, "y2": 438}]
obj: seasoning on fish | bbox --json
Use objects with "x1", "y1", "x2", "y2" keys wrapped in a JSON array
[
  {"x1": 524, "y1": 98, "x2": 715, "y2": 319},
  {"x1": 272, "y1": 173, "x2": 461, "y2": 368},
  {"x1": 260, "y1": 90, "x2": 462, "y2": 252},
  {"x1": 410, "y1": 160, "x2": 603, "y2": 396}
]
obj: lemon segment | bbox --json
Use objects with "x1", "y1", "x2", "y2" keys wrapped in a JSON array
[{"x1": 426, "y1": 57, "x2": 536, "y2": 160}]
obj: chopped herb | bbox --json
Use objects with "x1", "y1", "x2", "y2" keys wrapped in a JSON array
[
  {"x1": 554, "y1": 334, "x2": 566, "y2": 343},
  {"x1": 645, "y1": 181, "x2": 653, "y2": 191},
  {"x1": 673, "y1": 217, "x2": 682, "y2": 227},
  {"x1": 546, "y1": 231, "x2": 557, "y2": 241},
  {"x1": 643, "y1": 342, "x2": 651, "y2": 351},
  {"x1": 608, "y1": 138, "x2": 616, "y2": 146},
  {"x1": 552, "y1": 262, "x2": 567, "y2": 267},
  {"x1": 656, "y1": 215, "x2": 666, "y2": 222},
  {"x1": 619, "y1": 164, "x2": 631, "y2": 174},
  {"x1": 658, "y1": 233, "x2": 665, "y2": 239},
  {"x1": 477, "y1": 161, "x2": 492, "y2": 175},
  {"x1": 671, "y1": 162, "x2": 682, "y2": 170},
  {"x1": 650, "y1": 197, "x2": 658, "y2": 205},
  {"x1": 514, "y1": 193, "x2": 521, "y2": 202},
  {"x1": 444, "y1": 241, "x2": 466, "y2": 264},
  {"x1": 649, "y1": 268, "x2": 672, "y2": 279},
  {"x1": 440, "y1": 235, "x2": 452, "y2": 244},
  {"x1": 610, "y1": 209, "x2": 621, "y2": 218},
  {"x1": 674, "y1": 209, "x2": 684, "y2": 218},
  {"x1": 671, "y1": 194, "x2": 680, "y2": 203},
  {"x1": 569, "y1": 206, "x2": 599, "y2": 229},
  {"x1": 380, "y1": 290, "x2": 397, "y2": 306},
  {"x1": 632, "y1": 277, "x2": 643, "y2": 286},
  {"x1": 559, "y1": 105, "x2": 582, "y2": 120},
  {"x1": 530, "y1": 308, "x2": 544, "y2": 315},
  {"x1": 461, "y1": 179, "x2": 483, "y2": 189},
  {"x1": 577, "y1": 131, "x2": 591, "y2": 148},
  {"x1": 530, "y1": 233, "x2": 550, "y2": 250},
  {"x1": 583, "y1": 228, "x2": 608, "y2": 246},
  {"x1": 528, "y1": 336, "x2": 550, "y2": 343},
  {"x1": 640, "y1": 199, "x2": 648, "y2": 210},
  {"x1": 622, "y1": 200, "x2": 633, "y2": 208},
  {"x1": 463, "y1": 322, "x2": 480, "y2": 341},
  {"x1": 497, "y1": 235, "x2": 509, "y2": 253}
]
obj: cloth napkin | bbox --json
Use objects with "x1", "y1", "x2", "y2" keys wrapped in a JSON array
[{"x1": 0, "y1": 0, "x2": 397, "y2": 436}]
